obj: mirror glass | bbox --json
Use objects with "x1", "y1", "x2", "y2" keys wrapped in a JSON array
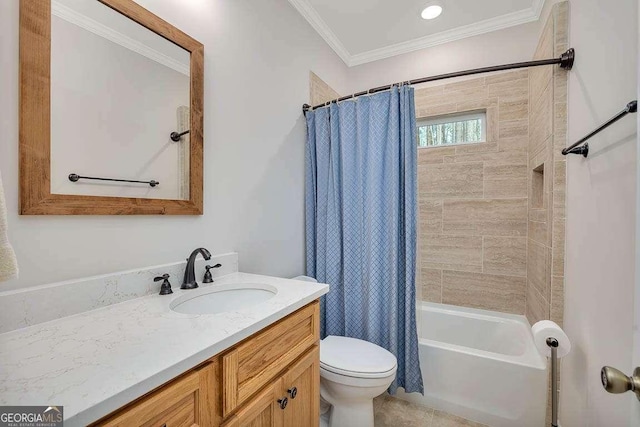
[{"x1": 50, "y1": 0, "x2": 191, "y2": 201}]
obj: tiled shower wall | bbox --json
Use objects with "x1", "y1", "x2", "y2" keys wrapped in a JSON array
[
  {"x1": 309, "y1": 71, "x2": 340, "y2": 106},
  {"x1": 415, "y1": 72, "x2": 530, "y2": 314},
  {"x1": 526, "y1": 2, "x2": 568, "y2": 327}
]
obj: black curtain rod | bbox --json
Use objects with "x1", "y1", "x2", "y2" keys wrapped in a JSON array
[
  {"x1": 302, "y1": 48, "x2": 575, "y2": 114},
  {"x1": 562, "y1": 100, "x2": 638, "y2": 157}
]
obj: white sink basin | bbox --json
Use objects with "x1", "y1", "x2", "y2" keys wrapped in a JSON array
[{"x1": 170, "y1": 284, "x2": 278, "y2": 315}]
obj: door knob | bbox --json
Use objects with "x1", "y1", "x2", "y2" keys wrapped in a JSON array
[{"x1": 601, "y1": 366, "x2": 640, "y2": 401}]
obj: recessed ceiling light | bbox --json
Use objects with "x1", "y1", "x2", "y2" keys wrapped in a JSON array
[{"x1": 421, "y1": 5, "x2": 443, "y2": 20}]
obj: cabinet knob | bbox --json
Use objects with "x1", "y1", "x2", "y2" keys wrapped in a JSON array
[
  {"x1": 277, "y1": 397, "x2": 288, "y2": 410},
  {"x1": 287, "y1": 387, "x2": 298, "y2": 399}
]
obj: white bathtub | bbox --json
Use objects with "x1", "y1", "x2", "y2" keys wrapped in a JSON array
[{"x1": 396, "y1": 302, "x2": 548, "y2": 427}]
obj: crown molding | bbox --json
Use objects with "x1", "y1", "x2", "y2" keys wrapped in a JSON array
[
  {"x1": 286, "y1": 0, "x2": 351, "y2": 64},
  {"x1": 52, "y1": 0, "x2": 190, "y2": 76},
  {"x1": 289, "y1": 0, "x2": 546, "y2": 67}
]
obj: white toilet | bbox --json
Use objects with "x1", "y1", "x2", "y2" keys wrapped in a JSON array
[{"x1": 319, "y1": 335, "x2": 397, "y2": 427}]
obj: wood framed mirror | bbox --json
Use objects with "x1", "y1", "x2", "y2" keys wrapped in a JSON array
[{"x1": 19, "y1": 0, "x2": 204, "y2": 215}]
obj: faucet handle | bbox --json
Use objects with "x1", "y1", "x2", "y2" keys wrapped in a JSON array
[
  {"x1": 154, "y1": 274, "x2": 173, "y2": 295},
  {"x1": 203, "y1": 264, "x2": 222, "y2": 284}
]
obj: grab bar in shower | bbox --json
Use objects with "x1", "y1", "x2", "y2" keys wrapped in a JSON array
[
  {"x1": 562, "y1": 100, "x2": 637, "y2": 157},
  {"x1": 68, "y1": 173, "x2": 159, "y2": 187}
]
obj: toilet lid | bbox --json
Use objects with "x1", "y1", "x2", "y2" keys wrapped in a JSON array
[{"x1": 320, "y1": 336, "x2": 397, "y2": 378}]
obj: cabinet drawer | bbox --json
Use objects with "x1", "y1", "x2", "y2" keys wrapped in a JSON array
[{"x1": 222, "y1": 302, "x2": 319, "y2": 417}]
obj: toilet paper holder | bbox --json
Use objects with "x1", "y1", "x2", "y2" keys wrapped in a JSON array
[{"x1": 546, "y1": 337, "x2": 560, "y2": 427}]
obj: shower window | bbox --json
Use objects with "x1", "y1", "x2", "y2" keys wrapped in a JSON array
[{"x1": 417, "y1": 111, "x2": 486, "y2": 148}]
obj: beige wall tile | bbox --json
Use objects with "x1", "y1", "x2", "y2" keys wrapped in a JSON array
[
  {"x1": 488, "y1": 78, "x2": 529, "y2": 100},
  {"x1": 530, "y1": 17, "x2": 553, "y2": 102},
  {"x1": 455, "y1": 142, "x2": 498, "y2": 155},
  {"x1": 552, "y1": 218, "x2": 566, "y2": 276},
  {"x1": 443, "y1": 271, "x2": 526, "y2": 314},
  {"x1": 309, "y1": 71, "x2": 340, "y2": 106},
  {"x1": 485, "y1": 179, "x2": 528, "y2": 199},
  {"x1": 418, "y1": 146, "x2": 456, "y2": 164},
  {"x1": 554, "y1": 2, "x2": 569, "y2": 54},
  {"x1": 456, "y1": 97, "x2": 498, "y2": 111},
  {"x1": 485, "y1": 69, "x2": 528, "y2": 85},
  {"x1": 443, "y1": 199, "x2": 528, "y2": 236},
  {"x1": 530, "y1": 84, "x2": 554, "y2": 157},
  {"x1": 526, "y1": 283, "x2": 550, "y2": 324},
  {"x1": 420, "y1": 200, "x2": 443, "y2": 234},
  {"x1": 499, "y1": 119, "x2": 529, "y2": 139},
  {"x1": 483, "y1": 237, "x2": 527, "y2": 277},
  {"x1": 422, "y1": 234, "x2": 483, "y2": 272},
  {"x1": 416, "y1": 91, "x2": 462, "y2": 108},
  {"x1": 449, "y1": 150, "x2": 527, "y2": 166},
  {"x1": 419, "y1": 163, "x2": 484, "y2": 199},
  {"x1": 528, "y1": 219, "x2": 549, "y2": 246},
  {"x1": 499, "y1": 99, "x2": 529, "y2": 122},
  {"x1": 553, "y1": 160, "x2": 566, "y2": 192},
  {"x1": 498, "y1": 137, "x2": 529, "y2": 152},
  {"x1": 421, "y1": 103, "x2": 460, "y2": 116},
  {"x1": 528, "y1": 240, "x2": 551, "y2": 300},
  {"x1": 486, "y1": 106, "x2": 499, "y2": 142},
  {"x1": 484, "y1": 164, "x2": 528, "y2": 198},
  {"x1": 551, "y1": 275, "x2": 565, "y2": 327},
  {"x1": 420, "y1": 268, "x2": 442, "y2": 303},
  {"x1": 529, "y1": 66, "x2": 552, "y2": 111},
  {"x1": 415, "y1": 85, "x2": 444, "y2": 99},
  {"x1": 553, "y1": 189, "x2": 566, "y2": 220},
  {"x1": 445, "y1": 85, "x2": 489, "y2": 102},
  {"x1": 443, "y1": 77, "x2": 486, "y2": 91},
  {"x1": 529, "y1": 208, "x2": 547, "y2": 223}
]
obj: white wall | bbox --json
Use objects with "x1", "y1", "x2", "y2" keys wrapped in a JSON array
[
  {"x1": 51, "y1": 15, "x2": 190, "y2": 200},
  {"x1": 562, "y1": 0, "x2": 638, "y2": 426},
  {"x1": 0, "y1": 0, "x2": 349, "y2": 290}
]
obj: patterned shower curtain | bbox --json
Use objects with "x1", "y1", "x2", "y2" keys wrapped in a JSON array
[{"x1": 305, "y1": 85, "x2": 423, "y2": 394}]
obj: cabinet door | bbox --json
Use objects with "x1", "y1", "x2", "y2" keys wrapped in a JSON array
[
  {"x1": 222, "y1": 380, "x2": 285, "y2": 427},
  {"x1": 96, "y1": 369, "x2": 204, "y2": 427},
  {"x1": 282, "y1": 346, "x2": 320, "y2": 427}
]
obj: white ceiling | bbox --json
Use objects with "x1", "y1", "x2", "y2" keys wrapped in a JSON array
[{"x1": 288, "y1": 0, "x2": 545, "y2": 66}]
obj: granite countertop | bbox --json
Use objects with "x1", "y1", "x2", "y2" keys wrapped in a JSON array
[{"x1": 0, "y1": 273, "x2": 329, "y2": 426}]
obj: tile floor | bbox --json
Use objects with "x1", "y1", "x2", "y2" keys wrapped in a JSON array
[{"x1": 373, "y1": 394, "x2": 489, "y2": 427}]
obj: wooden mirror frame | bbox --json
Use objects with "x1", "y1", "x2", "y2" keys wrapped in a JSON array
[{"x1": 19, "y1": 0, "x2": 204, "y2": 215}]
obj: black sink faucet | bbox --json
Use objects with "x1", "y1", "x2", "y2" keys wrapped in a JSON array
[{"x1": 182, "y1": 248, "x2": 211, "y2": 289}]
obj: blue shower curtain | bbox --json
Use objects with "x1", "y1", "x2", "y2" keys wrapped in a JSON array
[{"x1": 305, "y1": 85, "x2": 423, "y2": 394}]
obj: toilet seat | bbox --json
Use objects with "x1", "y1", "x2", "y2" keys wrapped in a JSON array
[{"x1": 320, "y1": 336, "x2": 397, "y2": 379}]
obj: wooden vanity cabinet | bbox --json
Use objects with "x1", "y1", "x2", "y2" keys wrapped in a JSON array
[{"x1": 92, "y1": 301, "x2": 320, "y2": 427}]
